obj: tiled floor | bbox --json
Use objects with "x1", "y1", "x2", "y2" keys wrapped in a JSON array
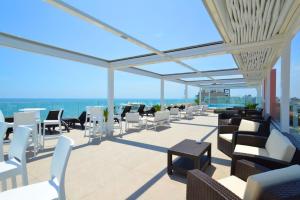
[{"x1": 2, "y1": 113, "x2": 231, "y2": 199}]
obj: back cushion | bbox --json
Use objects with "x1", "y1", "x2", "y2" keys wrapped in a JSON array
[
  {"x1": 238, "y1": 119, "x2": 260, "y2": 132},
  {"x1": 244, "y1": 165, "x2": 300, "y2": 200},
  {"x1": 265, "y1": 129, "x2": 296, "y2": 162}
]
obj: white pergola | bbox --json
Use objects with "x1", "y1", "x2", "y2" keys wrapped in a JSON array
[{"x1": 1, "y1": 0, "x2": 300, "y2": 132}]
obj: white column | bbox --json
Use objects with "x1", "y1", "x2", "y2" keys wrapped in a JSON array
[
  {"x1": 160, "y1": 79, "x2": 165, "y2": 109},
  {"x1": 265, "y1": 71, "x2": 271, "y2": 114},
  {"x1": 256, "y1": 85, "x2": 262, "y2": 105},
  {"x1": 261, "y1": 80, "x2": 265, "y2": 109},
  {"x1": 107, "y1": 68, "x2": 114, "y2": 135},
  {"x1": 208, "y1": 89, "x2": 211, "y2": 105},
  {"x1": 184, "y1": 84, "x2": 188, "y2": 102},
  {"x1": 198, "y1": 88, "x2": 202, "y2": 105},
  {"x1": 280, "y1": 41, "x2": 291, "y2": 132}
]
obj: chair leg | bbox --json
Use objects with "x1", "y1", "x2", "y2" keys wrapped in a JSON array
[
  {"x1": 11, "y1": 176, "x2": 17, "y2": 188},
  {"x1": 59, "y1": 123, "x2": 62, "y2": 135},
  {"x1": 22, "y1": 168, "x2": 28, "y2": 186},
  {"x1": 42, "y1": 123, "x2": 46, "y2": 149},
  {"x1": 1, "y1": 179, "x2": 7, "y2": 191}
]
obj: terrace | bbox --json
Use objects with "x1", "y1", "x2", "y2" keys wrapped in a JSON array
[{"x1": 1, "y1": 0, "x2": 300, "y2": 199}]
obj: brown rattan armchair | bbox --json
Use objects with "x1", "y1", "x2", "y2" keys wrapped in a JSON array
[
  {"x1": 187, "y1": 164, "x2": 300, "y2": 200},
  {"x1": 231, "y1": 130, "x2": 300, "y2": 174}
]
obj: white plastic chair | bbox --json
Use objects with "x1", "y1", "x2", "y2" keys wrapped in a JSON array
[
  {"x1": 0, "y1": 122, "x2": 8, "y2": 162},
  {"x1": 125, "y1": 112, "x2": 143, "y2": 131},
  {"x1": 14, "y1": 112, "x2": 38, "y2": 156},
  {"x1": 0, "y1": 135, "x2": 74, "y2": 200},
  {"x1": 85, "y1": 107, "x2": 104, "y2": 141},
  {"x1": 0, "y1": 110, "x2": 14, "y2": 128},
  {"x1": 146, "y1": 111, "x2": 170, "y2": 131},
  {"x1": 169, "y1": 108, "x2": 180, "y2": 121},
  {"x1": 0, "y1": 126, "x2": 31, "y2": 191},
  {"x1": 42, "y1": 109, "x2": 63, "y2": 149}
]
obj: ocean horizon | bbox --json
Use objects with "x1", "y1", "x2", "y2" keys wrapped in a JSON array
[{"x1": 0, "y1": 98, "x2": 195, "y2": 119}]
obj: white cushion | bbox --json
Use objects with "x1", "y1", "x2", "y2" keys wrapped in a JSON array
[
  {"x1": 265, "y1": 129, "x2": 296, "y2": 162},
  {"x1": 238, "y1": 119, "x2": 260, "y2": 132},
  {"x1": 218, "y1": 176, "x2": 247, "y2": 198},
  {"x1": 219, "y1": 134, "x2": 233, "y2": 142},
  {"x1": 234, "y1": 145, "x2": 269, "y2": 157},
  {"x1": 244, "y1": 165, "x2": 300, "y2": 200}
]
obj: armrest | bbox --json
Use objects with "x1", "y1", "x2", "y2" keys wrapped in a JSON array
[
  {"x1": 187, "y1": 170, "x2": 240, "y2": 200},
  {"x1": 231, "y1": 152, "x2": 291, "y2": 172},
  {"x1": 232, "y1": 159, "x2": 270, "y2": 181},
  {"x1": 218, "y1": 125, "x2": 239, "y2": 134},
  {"x1": 233, "y1": 134, "x2": 267, "y2": 148},
  {"x1": 229, "y1": 117, "x2": 242, "y2": 125}
]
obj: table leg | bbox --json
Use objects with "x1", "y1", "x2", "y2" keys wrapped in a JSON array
[
  {"x1": 208, "y1": 146, "x2": 211, "y2": 165},
  {"x1": 167, "y1": 153, "x2": 173, "y2": 175},
  {"x1": 194, "y1": 158, "x2": 201, "y2": 170}
]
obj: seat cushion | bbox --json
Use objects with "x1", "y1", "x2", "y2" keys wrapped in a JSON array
[
  {"x1": 218, "y1": 176, "x2": 247, "y2": 198},
  {"x1": 238, "y1": 119, "x2": 260, "y2": 132},
  {"x1": 0, "y1": 180, "x2": 59, "y2": 200},
  {"x1": 265, "y1": 129, "x2": 296, "y2": 162},
  {"x1": 234, "y1": 144, "x2": 269, "y2": 157},
  {"x1": 219, "y1": 133, "x2": 233, "y2": 142},
  {"x1": 244, "y1": 165, "x2": 300, "y2": 200}
]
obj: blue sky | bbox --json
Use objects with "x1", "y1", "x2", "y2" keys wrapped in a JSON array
[{"x1": 0, "y1": 0, "x2": 298, "y2": 99}]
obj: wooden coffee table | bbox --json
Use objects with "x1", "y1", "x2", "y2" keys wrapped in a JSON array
[{"x1": 167, "y1": 139, "x2": 211, "y2": 176}]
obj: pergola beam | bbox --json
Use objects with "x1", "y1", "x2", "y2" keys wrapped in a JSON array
[
  {"x1": 109, "y1": 38, "x2": 284, "y2": 69},
  {"x1": 189, "y1": 78, "x2": 246, "y2": 85},
  {"x1": 0, "y1": 32, "x2": 109, "y2": 68},
  {"x1": 199, "y1": 83, "x2": 255, "y2": 89},
  {"x1": 163, "y1": 68, "x2": 241, "y2": 80}
]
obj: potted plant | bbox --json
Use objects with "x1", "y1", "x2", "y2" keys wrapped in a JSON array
[
  {"x1": 153, "y1": 104, "x2": 161, "y2": 112},
  {"x1": 245, "y1": 103, "x2": 258, "y2": 109},
  {"x1": 103, "y1": 107, "x2": 109, "y2": 122}
]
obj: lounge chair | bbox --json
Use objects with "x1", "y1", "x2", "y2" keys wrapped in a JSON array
[
  {"x1": 137, "y1": 104, "x2": 145, "y2": 116},
  {"x1": 187, "y1": 164, "x2": 300, "y2": 200},
  {"x1": 121, "y1": 106, "x2": 131, "y2": 120},
  {"x1": 144, "y1": 106, "x2": 156, "y2": 117},
  {"x1": 63, "y1": 111, "x2": 86, "y2": 130}
]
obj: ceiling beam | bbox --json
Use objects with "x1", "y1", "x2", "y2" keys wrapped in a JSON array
[
  {"x1": 189, "y1": 78, "x2": 246, "y2": 85},
  {"x1": 109, "y1": 37, "x2": 284, "y2": 69},
  {"x1": 199, "y1": 83, "x2": 256, "y2": 89},
  {"x1": 163, "y1": 68, "x2": 241, "y2": 80},
  {"x1": 46, "y1": 0, "x2": 202, "y2": 74},
  {"x1": 0, "y1": 32, "x2": 109, "y2": 68}
]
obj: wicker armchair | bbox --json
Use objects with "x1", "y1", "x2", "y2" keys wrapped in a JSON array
[
  {"x1": 218, "y1": 116, "x2": 271, "y2": 158},
  {"x1": 231, "y1": 130, "x2": 300, "y2": 174},
  {"x1": 187, "y1": 164, "x2": 300, "y2": 200}
]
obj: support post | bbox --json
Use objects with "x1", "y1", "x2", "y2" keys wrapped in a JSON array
[
  {"x1": 198, "y1": 88, "x2": 202, "y2": 105},
  {"x1": 107, "y1": 68, "x2": 114, "y2": 135},
  {"x1": 256, "y1": 85, "x2": 262, "y2": 106},
  {"x1": 184, "y1": 84, "x2": 188, "y2": 102},
  {"x1": 160, "y1": 79, "x2": 165, "y2": 109},
  {"x1": 265, "y1": 71, "x2": 271, "y2": 115},
  {"x1": 280, "y1": 41, "x2": 291, "y2": 132}
]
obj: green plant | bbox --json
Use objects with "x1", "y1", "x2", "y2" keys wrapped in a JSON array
[
  {"x1": 103, "y1": 107, "x2": 109, "y2": 122},
  {"x1": 153, "y1": 104, "x2": 161, "y2": 111},
  {"x1": 194, "y1": 98, "x2": 200, "y2": 105},
  {"x1": 246, "y1": 103, "x2": 258, "y2": 109}
]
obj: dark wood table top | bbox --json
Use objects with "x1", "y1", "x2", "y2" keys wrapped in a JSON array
[{"x1": 168, "y1": 139, "x2": 211, "y2": 158}]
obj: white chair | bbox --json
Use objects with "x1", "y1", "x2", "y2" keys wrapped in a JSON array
[
  {"x1": 0, "y1": 122, "x2": 8, "y2": 162},
  {"x1": 181, "y1": 107, "x2": 194, "y2": 119},
  {"x1": 14, "y1": 112, "x2": 38, "y2": 156},
  {"x1": 0, "y1": 136, "x2": 74, "y2": 200},
  {"x1": 125, "y1": 112, "x2": 143, "y2": 131},
  {"x1": 169, "y1": 108, "x2": 180, "y2": 121},
  {"x1": 42, "y1": 110, "x2": 63, "y2": 149},
  {"x1": 85, "y1": 107, "x2": 104, "y2": 141},
  {"x1": 0, "y1": 126, "x2": 31, "y2": 191},
  {"x1": 146, "y1": 111, "x2": 170, "y2": 131},
  {"x1": 0, "y1": 110, "x2": 14, "y2": 128}
]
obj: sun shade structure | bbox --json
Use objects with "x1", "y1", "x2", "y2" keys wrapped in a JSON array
[{"x1": 1, "y1": 0, "x2": 300, "y2": 132}]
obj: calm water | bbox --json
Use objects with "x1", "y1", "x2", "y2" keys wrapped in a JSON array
[{"x1": 0, "y1": 98, "x2": 194, "y2": 119}]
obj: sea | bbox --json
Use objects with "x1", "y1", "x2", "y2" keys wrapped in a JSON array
[{"x1": 0, "y1": 98, "x2": 195, "y2": 120}]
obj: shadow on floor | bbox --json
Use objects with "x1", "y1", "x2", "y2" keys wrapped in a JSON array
[
  {"x1": 200, "y1": 127, "x2": 218, "y2": 142},
  {"x1": 109, "y1": 137, "x2": 168, "y2": 153},
  {"x1": 171, "y1": 121, "x2": 217, "y2": 128},
  {"x1": 211, "y1": 157, "x2": 231, "y2": 167}
]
